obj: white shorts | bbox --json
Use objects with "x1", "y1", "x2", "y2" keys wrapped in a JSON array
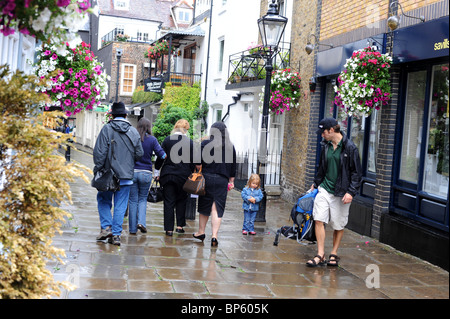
[{"x1": 313, "y1": 186, "x2": 351, "y2": 230}]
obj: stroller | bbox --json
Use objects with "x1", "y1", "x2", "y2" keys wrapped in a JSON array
[{"x1": 273, "y1": 189, "x2": 318, "y2": 246}]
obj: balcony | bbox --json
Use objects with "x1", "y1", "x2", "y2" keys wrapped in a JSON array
[
  {"x1": 225, "y1": 42, "x2": 291, "y2": 91},
  {"x1": 101, "y1": 28, "x2": 152, "y2": 48}
]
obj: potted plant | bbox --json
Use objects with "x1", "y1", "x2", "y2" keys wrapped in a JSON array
[
  {"x1": 33, "y1": 41, "x2": 110, "y2": 117},
  {"x1": 334, "y1": 46, "x2": 392, "y2": 117},
  {"x1": 261, "y1": 68, "x2": 302, "y2": 115}
]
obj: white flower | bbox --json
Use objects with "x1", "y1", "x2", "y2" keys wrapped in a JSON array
[{"x1": 31, "y1": 7, "x2": 53, "y2": 32}]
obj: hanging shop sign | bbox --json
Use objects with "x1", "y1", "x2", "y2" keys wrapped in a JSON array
[{"x1": 144, "y1": 77, "x2": 164, "y2": 93}]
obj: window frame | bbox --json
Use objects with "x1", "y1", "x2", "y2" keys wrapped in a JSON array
[{"x1": 120, "y1": 63, "x2": 137, "y2": 97}]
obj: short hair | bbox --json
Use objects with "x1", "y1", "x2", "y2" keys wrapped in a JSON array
[{"x1": 331, "y1": 124, "x2": 341, "y2": 133}]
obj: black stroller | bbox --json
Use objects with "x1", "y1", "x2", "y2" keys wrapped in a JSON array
[{"x1": 273, "y1": 189, "x2": 318, "y2": 246}]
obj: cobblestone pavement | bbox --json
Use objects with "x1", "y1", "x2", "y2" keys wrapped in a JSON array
[{"x1": 51, "y1": 145, "x2": 449, "y2": 300}]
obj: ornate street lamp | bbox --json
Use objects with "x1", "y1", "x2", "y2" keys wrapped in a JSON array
[{"x1": 256, "y1": 0, "x2": 287, "y2": 222}]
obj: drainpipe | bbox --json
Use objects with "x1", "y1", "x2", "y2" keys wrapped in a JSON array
[
  {"x1": 221, "y1": 92, "x2": 254, "y2": 122},
  {"x1": 203, "y1": 0, "x2": 213, "y2": 101}
]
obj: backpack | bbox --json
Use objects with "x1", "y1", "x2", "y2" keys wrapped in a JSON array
[{"x1": 292, "y1": 188, "x2": 318, "y2": 242}]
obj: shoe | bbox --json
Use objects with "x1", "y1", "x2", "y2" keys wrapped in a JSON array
[
  {"x1": 137, "y1": 224, "x2": 147, "y2": 233},
  {"x1": 165, "y1": 231, "x2": 173, "y2": 236},
  {"x1": 327, "y1": 254, "x2": 340, "y2": 267},
  {"x1": 306, "y1": 254, "x2": 326, "y2": 267},
  {"x1": 242, "y1": 230, "x2": 248, "y2": 235},
  {"x1": 211, "y1": 237, "x2": 218, "y2": 247},
  {"x1": 96, "y1": 226, "x2": 112, "y2": 241},
  {"x1": 176, "y1": 227, "x2": 185, "y2": 233},
  {"x1": 108, "y1": 235, "x2": 121, "y2": 246},
  {"x1": 249, "y1": 231, "x2": 256, "y2": 235},
  {"x1": 193, "y1": 233, "x2": 205, "y2": 242}
]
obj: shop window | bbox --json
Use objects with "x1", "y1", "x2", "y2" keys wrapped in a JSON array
[
  {"x1": 395, "y1": 61, "x2": 448, "y2": 229},
  {"x1": 423, "y1": 64, "x2": 449, "y2": 198}
]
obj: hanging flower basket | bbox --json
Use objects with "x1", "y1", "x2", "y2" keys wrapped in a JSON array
[
  {"x1": 1, "y1": 0, "x2": 92, "y2": 51},
  {"x1": 34, "y1": 41, "x2": 110, "y2": 117},
  {"x1": 260, "y1": 68, "x2": 302, "y2": 115},
  {"x1": 146, "y1": 39, "x2": 175, "y2": 59},
  {"x1": 334, "y1": 46, "x2": 392, "y2": 117}
]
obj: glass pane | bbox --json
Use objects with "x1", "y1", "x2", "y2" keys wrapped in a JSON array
[
  {"x1": 350, "y1": 116, "x2": 364, "y2": 165},
  {"x1": 324, "y1": 82, "x2": 335, "y2": 118},
  {"x1": 367, "y1": 109, "x2": 380, "y2": 174},
  {"x1": 399, "y1": 70, "x2": 426, "y2": 183},
  {"x1": 423, "y1": 63, "x2": 449, "y2": 197}
]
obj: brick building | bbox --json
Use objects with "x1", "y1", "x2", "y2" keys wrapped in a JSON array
[{"x1": 280, "y1": 0, "x2": 449, "y2": 270}]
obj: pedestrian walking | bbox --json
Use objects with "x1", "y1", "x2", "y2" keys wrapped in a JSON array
[
  {"x1": 155, "y1": 119, "x2": 198, "y2": 236},
  {"x1": 93, "y1": 101, "x2": 144, "y2": 246},
  {"x1": 241, "y1": 174, "x2": 264, "y2": 235},
  {"x1": 306, "y1": 118, "x2": 362, "y2": 267},
  {"x1": 128, "y1": 117, "x2": 166, "y2": 235},
  {"x1": 193, "y1": 121, "x2": 236, "y2": 247}
]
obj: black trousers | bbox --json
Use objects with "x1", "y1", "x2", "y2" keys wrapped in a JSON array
[{"x1": 161, "y1": 174, "x2": 188, "y2": 231}]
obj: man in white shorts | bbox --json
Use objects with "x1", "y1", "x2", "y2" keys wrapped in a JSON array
[{"x1": 307, "y1": 118, "x2": 362, "y2": 267}]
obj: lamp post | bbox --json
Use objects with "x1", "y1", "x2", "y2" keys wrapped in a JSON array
[
  {"x1": 115, "y1": 48, "x2": 123, "y2": 102},
  {"x1": 256, "y1": 0, "x2": 287, "y2": 222}
]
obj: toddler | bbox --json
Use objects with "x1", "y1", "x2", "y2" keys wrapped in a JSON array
[{"x1": 241, "y1": 174, "x2": 264, "y2": 235}]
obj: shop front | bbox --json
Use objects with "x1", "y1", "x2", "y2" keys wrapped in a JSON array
[
  {"x1": 380, "y1": 16, "x2": 449, "y2": 270},
  {"x1": 312, "y1": 16, "x2": 449, "y2": 269}
]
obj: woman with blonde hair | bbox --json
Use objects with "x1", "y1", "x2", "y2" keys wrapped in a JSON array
[{"x1": 155, "y1": 119, "x2": 199, "y2": 235}]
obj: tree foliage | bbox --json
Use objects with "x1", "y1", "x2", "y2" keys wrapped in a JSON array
[{"x1": 0, "y1": 65, "x2": 90, "y2": 299}]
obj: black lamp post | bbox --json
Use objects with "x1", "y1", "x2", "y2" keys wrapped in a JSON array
[
  {"x1": 115, "y1": 48, "x2": 123, "y2": 102},
  {"x1": 256, "y1": 0, "x2": 287, "y2": 222}
]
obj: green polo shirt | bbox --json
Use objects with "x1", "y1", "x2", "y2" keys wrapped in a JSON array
[{"x1": 320, "y1": 139, "x2": 342, "y2": 194}]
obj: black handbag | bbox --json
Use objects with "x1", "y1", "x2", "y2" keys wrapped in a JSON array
[
  {"x1": 91, "y1": 167, "x2": 120, "y2": 192},
  {"x1": 91, "y1": 126, "x2": 120, "y2": 192},
  {"x1": 147, "y1": 179, "x2": 163, "y2": 203},
  {"x1": 182, "y1": 167, "x2": 206, "y2": 196}
]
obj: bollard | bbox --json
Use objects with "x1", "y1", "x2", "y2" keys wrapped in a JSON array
[{"x1": 65, "y1": 138, "x2": 73, "y2": 162}]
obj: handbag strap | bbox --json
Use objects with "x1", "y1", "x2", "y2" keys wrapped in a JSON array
[
  {"x1": 104, "y1": 124, "x2": 117, "y2": 170},
  {"x1": 190, "y1": 167, "x2": 203, "y2": 181}
]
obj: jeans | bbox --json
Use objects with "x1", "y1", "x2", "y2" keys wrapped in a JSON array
[
  {"x1": 243, "y1": 210, "x2": 257, "y2": 232},
  {"x1": 97, "y1": 184, "x2": 131, "y2": 236},
  {"x1": 128, "y1": 171, "x2": 152, "y2": 233}
]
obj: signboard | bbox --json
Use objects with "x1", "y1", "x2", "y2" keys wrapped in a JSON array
[
  {"x1": 393, "y1": 16, "x2": 449, "y2": 64},
  {"x1": 144, "y1": 77, "x2": 164, "y2": 93}
]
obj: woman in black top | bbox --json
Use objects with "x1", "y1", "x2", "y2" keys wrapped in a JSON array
[
  {"x1": 155, "y1": 119, "x2": 197, "y2": 236},
  {"x1": 193, "y1": 122, "x2": 236, "y2": 246}
]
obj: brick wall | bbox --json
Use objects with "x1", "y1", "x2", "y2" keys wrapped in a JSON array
[
  {"x1": 279, "y1": 0, "x2": 320, "y2": 202},
  {"x1": 105, "y1": 41, "x2": 151, "y2": 104}
]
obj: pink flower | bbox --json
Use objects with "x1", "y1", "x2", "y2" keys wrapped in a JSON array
[
  {"x1": 64, "y1": 99, "x2": 72, "y2": 106},
  {"x1": 52, "y1": 54, "x2": 58, "y2": 60},
  {"x1": 57, "y1": 0, "x2": 72, "y2": 7}
]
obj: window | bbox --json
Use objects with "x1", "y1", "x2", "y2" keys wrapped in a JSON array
[
  {"x1": 178, "y1": 10, "x2": 191, "y2": 22},
  {"x1": 394, "y1": 60, "x2": 448, "y2": 229},
  {"x1": 423, "y1": 63, "x2": 449, "y2": 198},
  {"x1": 114, "y1": 0, "x2": 129, "y2": 10},
  {"x1": 218, "y1": 39, "x2": 225, "y2": 72},
  {"x1": 120, "y1": 64, "x2": 136, "y2": 96},
  {"x1": 137, "y1": 31, "x2": 149, "y2": 42}
]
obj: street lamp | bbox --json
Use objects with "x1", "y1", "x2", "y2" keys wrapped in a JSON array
[
  {"x1": 256, "y1": 0, "x2": 287, "y2": 222},
  {"x1": 115, "y1": 48, "x2": 123, "y2": 102}
]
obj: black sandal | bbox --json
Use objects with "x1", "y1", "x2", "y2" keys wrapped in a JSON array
[
  {"x1": 306, "y1": 254, "x2": 326, "y2": 267},
  {"x1": 327, "y1": 254, "x2": 340, "y2": 267}
]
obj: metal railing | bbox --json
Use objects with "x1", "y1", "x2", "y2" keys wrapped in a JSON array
[
  {"x1": 235, "y1": 150, "x2": 282, "y2": 189},
  {"x1": 165, "y1": 71, "x2": 202, "y2": 86},
  {"x1": 101, "y1": 28, "x2": 153, "y2": 48},
  {"x1": 227, "y1": 42, "x2": 291, "y2": 85}
]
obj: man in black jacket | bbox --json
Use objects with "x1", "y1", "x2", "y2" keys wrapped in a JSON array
[{"x1": 306, "y1": 118, "x2": 362, "y2": 267}]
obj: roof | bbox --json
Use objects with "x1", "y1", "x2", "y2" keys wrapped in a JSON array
[{"x1": 97, "y1": 0, "x2": 176, "y2": 28}]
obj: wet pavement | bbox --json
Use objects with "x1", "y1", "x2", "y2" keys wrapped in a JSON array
[{"x1": 50, "y1": 145, "x2": 449, "y2": 300}]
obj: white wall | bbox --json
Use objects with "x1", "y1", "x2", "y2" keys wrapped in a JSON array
[{"x1": 0, "y1": 32, "x2": 36, "y2": 74}]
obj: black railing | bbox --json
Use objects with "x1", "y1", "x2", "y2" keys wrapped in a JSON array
[
  {"x1": 235, "y1": 150, "x2": 282, "y2": 190},
  {"x1": 101, "y1": 28, "x2": 153, "y2": 48},
  {"x1": 165, "y1": 71, "x2": 202, "y2": 86},
  {"x1": 226, "y1": 42, "x2": 291, "y2": 85}
]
